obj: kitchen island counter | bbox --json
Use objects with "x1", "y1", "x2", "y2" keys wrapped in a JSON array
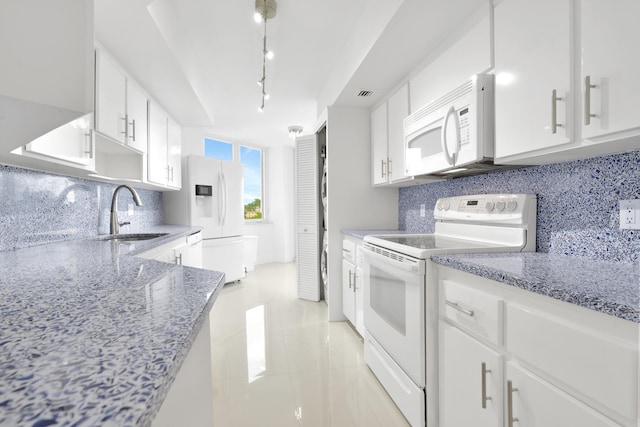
[
  {"x1": 0, "y1": 225, "x2": 224, "y2": 426},
  {"x1": 431, "y1": 252, "x2": 639, "y2": 323}
]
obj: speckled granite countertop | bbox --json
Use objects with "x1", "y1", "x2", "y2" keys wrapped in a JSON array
[
  {"x1": 431, "y1": 252, "x2": 640, "y2": 323},
  {"x1": 341, "y1": 229, "x2": 409, "y2": 240},
  {"x1": 0, "y1": 225, "x2": 225, "y2": 426}
]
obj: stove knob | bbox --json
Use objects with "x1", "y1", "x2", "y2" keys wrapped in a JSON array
[
  {"x1": 495, "y1": 201, "x2": 506, "y2": 212},
  {"x1": 485, "y1": 201, "x2": 495, "y2": 212},
  {"x1": 436, "y1": 202, "x2": 443, "y2": 211},
  {"x1": 506, "y1": 200, "x2": 518, "y2": 212},
  {"x1": 443, "y1": 201, "x2": 450, "y2": 211}
]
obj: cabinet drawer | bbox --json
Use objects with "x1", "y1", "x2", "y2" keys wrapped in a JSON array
[
  {"x1": 506, "y1": 304, "x2": 638, "y2": 422},
  {"x1": 442, "y1": 279, "x2": 504, "y2": 345},
  {"x1": 342, "y1": 239, "x2": 356, "y2": 263}
]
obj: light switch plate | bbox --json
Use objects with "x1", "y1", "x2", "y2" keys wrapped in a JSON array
[
  {"x1": 619, "y1": 199, "x2": 640, "y2": 230},
  {"x1": 128, "y1": 203, "x2": 135, "y2": 216},
  {"x1": 420, "y1": 204, "x2": 426, "y2": 217}
]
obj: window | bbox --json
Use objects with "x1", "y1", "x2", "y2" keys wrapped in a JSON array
[
  {"x1": 240, "y1": 145, "x2": 263, "y2": 220},
  {"x1": 204, "y1": 138, "x2": 233, "y2": 161},
  {"x1": 203, "y1": 137, "x2": 264, "y2": 221}
]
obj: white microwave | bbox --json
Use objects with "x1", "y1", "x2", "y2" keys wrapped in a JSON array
[{"x1": 404, "y1": 73, "x2": 495, "y2": 177}]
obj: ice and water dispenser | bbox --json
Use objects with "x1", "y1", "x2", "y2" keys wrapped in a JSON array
[{"x1": 194, "y1": 184, "x2": 214, "y2": 217}]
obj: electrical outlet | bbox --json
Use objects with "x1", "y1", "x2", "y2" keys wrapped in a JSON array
[
  {"x1": 619, "y1": 199, "x2": 640, "y2": 230},
  {"x1": 128, "y1": 203, "x2": 134, "y2": 216},
  {"x1": 420, "y1": 204, "x2": 426, "y2": 217}
]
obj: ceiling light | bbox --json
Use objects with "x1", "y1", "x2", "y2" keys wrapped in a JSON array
[
  {"x1": 255, "y1": 0, "x2": 277, "y2": 112},
  {"x1": 288, "y1": 125, "x2": 303, "y2": 139}
]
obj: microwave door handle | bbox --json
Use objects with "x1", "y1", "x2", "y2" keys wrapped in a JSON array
[{"x1": 441, "y1": 106, "x2": 458, "y2": 166}]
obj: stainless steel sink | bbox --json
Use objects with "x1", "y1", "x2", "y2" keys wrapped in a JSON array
[{"x1": 96, "y1": 233, "x2": 169, "y2": 242}]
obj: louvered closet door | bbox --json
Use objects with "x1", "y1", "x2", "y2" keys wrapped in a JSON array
[{"x1": 295, "y1": 135, "x2": 319, "y2": 301}]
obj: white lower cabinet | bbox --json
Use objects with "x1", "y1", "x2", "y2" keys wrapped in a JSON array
[
  {"x1": 137, "y1": 232, "x2": 202, "y2": 267},
  {"x1": 342, "y1": 237, "x2": 364, "y2": 335},
  {"x1": 439, "y1": 321, "x2": 502, "y2": 427},
  {"x1": 437, "y1": 265, "x2": 638, "y2": 427},
  {"x1": 342, "y1": 257, "x2": 356, "y2": 325},
  {"x1": 505, "y1": 363, "x2": 618, "y2": 427}
]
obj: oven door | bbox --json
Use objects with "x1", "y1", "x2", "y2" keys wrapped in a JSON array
[{"x1": 363, "y1": 245, "x2": 426, "y2": 387}]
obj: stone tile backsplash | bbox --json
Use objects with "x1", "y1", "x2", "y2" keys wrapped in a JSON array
[
  {"x1": 0, "y1": 165, "x2": 164, "y2": 251},
  {"x1": 399, "y1": 149, "x2": 640, "y2": 263}
]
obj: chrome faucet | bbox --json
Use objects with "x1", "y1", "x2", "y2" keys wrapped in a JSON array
[{"x1": 110, "y1": 184, "x2": 143, "y2": 234}]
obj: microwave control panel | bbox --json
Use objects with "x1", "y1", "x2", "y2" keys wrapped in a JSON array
[{"x1": 458, "y1": 107, "x2": 470, "y2": 147}]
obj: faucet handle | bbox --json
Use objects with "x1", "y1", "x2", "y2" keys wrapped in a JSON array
[{"x1": 118, "y1": 221, "x2": 131, "y2": 227}]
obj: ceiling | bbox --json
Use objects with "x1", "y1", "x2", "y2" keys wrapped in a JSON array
[{"x1": 94, "y1": 0, "x2": 487, "y2": 148}]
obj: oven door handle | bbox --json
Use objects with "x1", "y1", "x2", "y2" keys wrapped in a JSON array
[{"x1": 363, "y1": 247, "x2": 421, "y2": 273}]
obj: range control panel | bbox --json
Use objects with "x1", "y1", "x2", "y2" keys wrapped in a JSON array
[{"x1": 434, "y1": 194, "x2": 537, "y2": 224}]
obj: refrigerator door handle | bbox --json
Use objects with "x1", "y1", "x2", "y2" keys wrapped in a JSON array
[
  {"x1": 217, "y1": 172, "x2": 223, "y2": 226},
  {"x1": 221, "y1": 172, "x2": 228, "y2": 226}
]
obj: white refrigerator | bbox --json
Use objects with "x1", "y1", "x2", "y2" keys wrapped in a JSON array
[{"x1": 163, "y1": 155, "x2": 245, "y2": 283}]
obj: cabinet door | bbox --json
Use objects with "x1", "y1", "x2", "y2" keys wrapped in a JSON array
[
  {"x1": 342, "y1": 259, "x2": 356, "y2": 326},
  {"x1": 439, "y1": 321, "x2": 502, "y2": 427},
  {"x1": 581, "y1": 0, "x2": 640, "y2": 141},
  {"x1": 96, "y1": 51, "x2": 126, "y2": 143},
  {"x1": 387, "y1": 84, "x2": 409, "y2": 182},
  {"x1": 148, "y1": 101, "x2": 168, "y2": 185},
  {"x1": 506, "y1": 363, "x2": 619, "y2": 427},
  {"x1": 355, "y1": 265, "x2": 364, "y2": 336},
  {"x1": 494, "y1": 0, "x2": 573, "y2": 159},
  {"x1": 25, "y1": 113, "x2": 94, "y2": 168},
  {"x1": 167, "y1": 116, "x2": 182, "y2": 189},
  {"x1": 125, "y1": 81, "x2": 148, "y2": 153},
  {"x1": 371, "y1": 102, "x2": 388, "y2": 185}
]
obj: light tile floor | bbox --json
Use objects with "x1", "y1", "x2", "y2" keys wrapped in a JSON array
[{"x1": 209, "y1": 262, "x2": 410, "y2": 427}]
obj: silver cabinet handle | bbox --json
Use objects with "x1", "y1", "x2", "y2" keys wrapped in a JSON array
[
  {"x1": 584, "y1": 75, "x2": 597, "y2": 125},
  {"x1": 176, "y1": 253, "x2": 183, "y2": 265},
  {"x1": 481, "y1": 362, "x2": 492, "y2": 409},
  {"x1": 551, "y1": 89, "x2": 564, "y2": 134},
  {"x1": 507, "y1": 380, "x2": 519, "y2": 427},
  {"x1": 348, "y1": 270, "x2": 354, "y2": 289},
  {"x1": 121, "y1": 115, "x2": 128, "y2": 136},
  {"x1": 387, "y1": 157, "x2": 392, "y2": 177},
  {"x1": 129, "y1": 118, "x2": 136, "y2": 141},
  {"x1": 84, "y1": 131, "x2": 93, "y2": 157},
  {"x1": 445, "y1": 300, "x2": 474, "y2": 317},
  {"x1": 381, "y1": 159, "x2": 386, "y2": 178}
]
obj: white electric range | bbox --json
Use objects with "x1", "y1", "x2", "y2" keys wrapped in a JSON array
[{"x1": 361, "y1": 194, "x2": 537, "y2": 427}]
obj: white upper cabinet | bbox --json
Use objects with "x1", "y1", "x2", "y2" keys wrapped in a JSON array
[
  {"x1": 24, "y1": 114, "x2": 95, "y2": 170},
  {"x1": 148, "y1": 102, "x2": 169, "y2": 186},
  {"x1": 410, "y1": 6, "x2": 492, "y2": 113},
  {"x1": 387, "y1": 85, "x2": 410, "y2": 182},
  {"x1": 371, "y1": 101, "x2": 388, "y2": 185},
  {"x1": 494, "y1": 0, "x2": 573, "y2": 159},
  {"x1": 580, "y1": 0, "x2": 640, "y2": 142},
  {"x1": 95, "y1": 48, "x2": 148, "y2": 153},
  {"x1": 371, "y1": 83, "x2": 427, "y2": 186},
  {"x1": 495, "y1": 0, "x2": 640, "y2": 164},
  {"x1": 126, "y1": 81, "x2": 149, "y2": 153},
  {"x1": 96, "y1": 50, "x2": 126, "y2": 143},
  {"x1": 167, "y1": 116, "x2": 182, "y2": 189},
  {"x1": 148, "y1": 102, "x2": 182, "y2": 189},
  {"x1": 0, "y1": 0, "x2": 94, "y2": 152}
]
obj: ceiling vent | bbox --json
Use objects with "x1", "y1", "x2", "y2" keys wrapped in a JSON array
[{"x1": 357, "y1": 90, "x2": 374, "y2": 97}]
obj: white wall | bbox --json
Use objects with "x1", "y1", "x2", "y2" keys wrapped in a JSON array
[
  {"x1": 180, "y1": 127, "x2": 295, "y2": 266},
  {"x1": 245, "y1": 145, "x2": 296, "y2": 264}
]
